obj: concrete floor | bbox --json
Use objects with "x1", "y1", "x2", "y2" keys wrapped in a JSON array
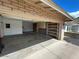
[{"x1": 0, "y1": 33, "x2": 79, "y2": 59}]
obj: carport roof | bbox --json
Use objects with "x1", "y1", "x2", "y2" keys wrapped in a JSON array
[
  {"x1": 26, "y1": 0, "x2": 74, "y2": 21},
  {"x1": 0, "y1": 0, "x2": 74, "y2": 22}
]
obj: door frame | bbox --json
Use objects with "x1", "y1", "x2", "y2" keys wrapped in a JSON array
[{"x1": 0, "y1": 22, "x2": 4, "y2": 38}]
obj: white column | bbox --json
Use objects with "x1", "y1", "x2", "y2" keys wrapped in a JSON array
[{"x1": 65, "y1": 25, "x2": 68, "y2": 32}]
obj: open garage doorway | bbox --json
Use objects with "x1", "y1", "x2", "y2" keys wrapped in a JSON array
[
  {"x1": 0, "y1": 16, "x2": 59, "y2": 56},
  {"x1": 22, "y1": 21, "x2": 48, "y2": 34},
  {"x1": 22, "y1": 21, "x2": 34, "y2": 33}
]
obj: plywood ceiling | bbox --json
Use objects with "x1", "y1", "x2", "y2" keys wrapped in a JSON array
[
  {"x1": 24, "y1": 0, "x2": 58, "y2": 14},
  {"x1": 25, "y1": 0, "x2": 72, "y2": 21},
  {"x1": 0, "y1": 0, "x2": 70, "y2": 22}
]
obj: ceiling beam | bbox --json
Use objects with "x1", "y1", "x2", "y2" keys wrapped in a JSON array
[
  {"x1": 44, "y1": 6, "x2": 51, "y2": 8},
  {"x1": 35, "y1": 1, "x2": 42, "y2": 4}
]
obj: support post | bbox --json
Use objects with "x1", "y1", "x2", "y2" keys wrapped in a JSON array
[{"x1": 58, "y1": 23, "x2": 64, "y2": 40}]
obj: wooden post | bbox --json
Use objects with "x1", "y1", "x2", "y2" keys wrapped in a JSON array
[{"x1": 58, "y1": 23, "x2": 64, "y2": 40}]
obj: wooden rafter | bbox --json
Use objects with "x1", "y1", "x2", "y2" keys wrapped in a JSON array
[
  {"x1": 35, "y1": 1, "x2": 42, "y2": 4},
  {"x1": 44, "y1": 6, "x2": 51, "y2": 9}
]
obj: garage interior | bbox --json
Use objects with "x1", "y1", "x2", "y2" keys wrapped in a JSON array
[{"x1": 0, "y1": 16, "x2": 59, "y2": 56}]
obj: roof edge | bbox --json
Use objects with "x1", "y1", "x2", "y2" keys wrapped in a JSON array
[{"x1": 41, "y1": 0, "x2": 74, "y2": 21}]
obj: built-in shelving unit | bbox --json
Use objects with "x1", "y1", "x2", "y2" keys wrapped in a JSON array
[{"x1": 47, "y1": 22, "x2": 59, "y2": 38}]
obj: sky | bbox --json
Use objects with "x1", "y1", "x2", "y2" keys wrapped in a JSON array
[{"x1": 52, "y1": 0, "x2": 79, "y2": 18}]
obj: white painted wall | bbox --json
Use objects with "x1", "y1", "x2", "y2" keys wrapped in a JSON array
[
  {"x1": 0, "y1": 17, "x2": 23, "y2": 36},
  {"x1": 23, "y1": 21, "x2": 33, "y2": 32}
]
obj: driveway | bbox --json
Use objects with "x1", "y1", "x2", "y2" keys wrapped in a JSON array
[{"x1": 0, "y1": 33, "x2": 79, "y2": 59}]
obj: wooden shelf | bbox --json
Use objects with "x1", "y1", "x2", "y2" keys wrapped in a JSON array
[
  {"x1": 48, "y1": 31, "x2": 57, "y2": 34},
  {"x1": 48, "y1": 28, "x2": 57, "y2": 31},
  {"x1": 47, "y1": 23, "x2": 58, "y2": 38}
]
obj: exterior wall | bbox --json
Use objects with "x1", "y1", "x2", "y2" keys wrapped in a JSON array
[
  {"x1": 65, "y1": 24, "x2": 79, "y2": 33},
  {"x1": 23, "y1": 21, "x2": 33, "y2": 32},
  {"x1": 64, "y1": 25, "x2": 72, "y2": 32},
  {"x1": 71, "y1": 25, "x2": 79, "y2": 32},
  {"x1": 0, "y1": 17, "x2": 23, "y2": 36}
]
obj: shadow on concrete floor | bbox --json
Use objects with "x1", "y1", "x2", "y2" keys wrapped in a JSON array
[
  {"x1": 64, "y1": 36, "x2": 79, "y2": 46},
  {"x1": 0, "y1": 32, "x2": 53, "y2": 57}
]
